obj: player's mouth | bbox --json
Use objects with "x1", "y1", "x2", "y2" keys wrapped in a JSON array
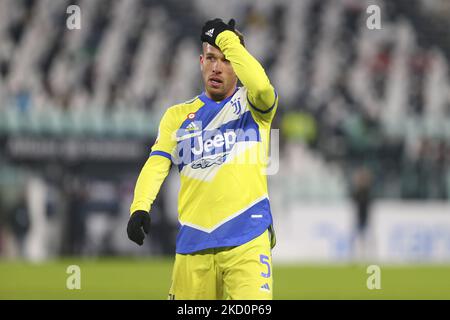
[{"x1": 208, "y1": 76, "x2": 223, "y2": 88}]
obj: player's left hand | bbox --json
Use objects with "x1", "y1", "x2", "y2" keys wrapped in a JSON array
[
  {"x1": 200, "y1": 18, "x2": 236, "y2": 46},
  {"x1": 127, "y1": 210, "x2": 151, "y2": 246}
]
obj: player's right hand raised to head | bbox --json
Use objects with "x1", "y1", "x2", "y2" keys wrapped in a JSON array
[
  {"x1": 200, "y1": 18, "x2": 236, "y2": 46},
  {"x1": 127, "y1": 210, "x2": 151, "y2": 246}
]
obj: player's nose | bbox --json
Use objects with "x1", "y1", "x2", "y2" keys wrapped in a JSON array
[{"x1": 212, "y1": 60, "x2": 223, "y2": 73}]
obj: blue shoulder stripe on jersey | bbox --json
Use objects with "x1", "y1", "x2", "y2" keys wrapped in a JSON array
[
  {"x1": 247, "y1": 90, "x2": 278, "y2": 114},
  {"x1": 175, "y1": 197, "x2": 272, "y2": 254},
  {"x1": 150, "y1": 150, "x2": 172, "y2": 161}
]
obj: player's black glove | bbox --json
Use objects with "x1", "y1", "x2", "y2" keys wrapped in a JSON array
[
  {"x1": 200, "y1": 18, "x2": 236, "y2": 46},
  {"x1": 127, "y1": 210, "x2": 151, "y2": 246}
]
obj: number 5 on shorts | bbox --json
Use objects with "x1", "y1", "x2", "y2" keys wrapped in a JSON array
[{"x1": 260, "y1": 254, "x2": 271, "y2": 278}]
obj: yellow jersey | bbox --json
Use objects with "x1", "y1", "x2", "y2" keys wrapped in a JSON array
[{"x1": 130, "y1": 30, "x2": 278, "y2": 254}]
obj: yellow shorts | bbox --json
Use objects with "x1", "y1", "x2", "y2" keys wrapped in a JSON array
[{"x1": 168, "y1": 229, "x2": 273, "y2": 300}]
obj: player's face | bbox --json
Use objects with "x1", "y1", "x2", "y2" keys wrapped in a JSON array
[{"x1": 200, "y1": 43, "x2": 238, "y2": 101}]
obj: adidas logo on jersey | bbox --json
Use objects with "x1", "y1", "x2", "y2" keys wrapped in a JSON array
[
  {"x1": 205, "y1": 28, "x2": 214, "y2": 37},
  {"x1": 186, "y1": 122, "x2": 199, "y2": 132},
  {"x1": 260, "y1": 283, "x2": 270, "y2": 292}
]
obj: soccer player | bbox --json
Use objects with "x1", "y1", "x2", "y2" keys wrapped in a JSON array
[{"x1": 127, "y1": 18, "x2": 278, "y2": 300}]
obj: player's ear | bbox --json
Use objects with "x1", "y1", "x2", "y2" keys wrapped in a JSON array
[{"x1": 199, "y1": 54, "x2": 204, "y2": 71}]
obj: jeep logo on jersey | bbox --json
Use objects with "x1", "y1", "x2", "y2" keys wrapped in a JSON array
[
  {"x1": 192, "y1": 131, "x2": 237, "y2": 156},
  {"x1": 173, "y1": 125, "x2": 260, "y2": 169}
]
